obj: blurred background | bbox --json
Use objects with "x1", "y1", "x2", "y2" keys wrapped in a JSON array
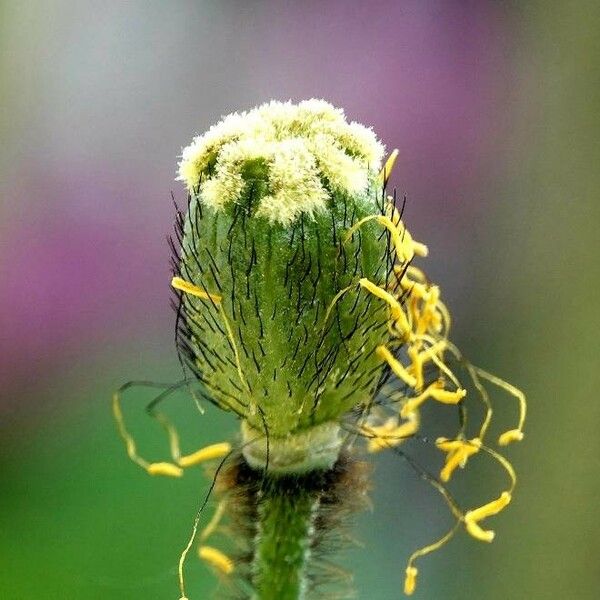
[{"x1": 1, "y1": 1, "x2": 598, "y2": 598}]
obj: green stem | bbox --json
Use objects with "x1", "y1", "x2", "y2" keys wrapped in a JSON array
[
  {"x1": 218, "y1": 454, "x2": 368, "y2": 599},
  {"x1": 251, "y1": 474, "x2": 318, "y2": 600}
]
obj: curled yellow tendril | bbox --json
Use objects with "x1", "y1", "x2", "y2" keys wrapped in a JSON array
[{"x1": 347, "y1": 185, "x2": 525, "y2": 595}]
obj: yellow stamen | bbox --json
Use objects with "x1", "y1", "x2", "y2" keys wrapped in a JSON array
[
  {"x1": 399, "y1": 434, "x2": 467, "y2": 596},
  {"x1": 428, "y1": 386, "x2": 466, "y2": 405},
  {"x1": 376, "y1": 345, "x2": 417, "y2": 388},
  {"x1": 474, "y1": 367, "x2": 526, "y2": 446},
  {"x1": 462, "y1": 443, "x2": 517, "y2": 543},
  {"x1": 179, "y1": 498, "x2": 201, "y2": 599},
  {"x1": 397, "y1": 274, "x2": 429, "y2": 300},
  {"x1": 422, "y1": 342, "x2": 460, "y2": 391},
  {"x1": 345, "y1": 214, "x2": 426, "y2": 266},
  {"x1": 413, "y1": 285, "x2": 440, "y2": 335},
  {"x1": 479, "y1": 443, "x2": 517, "y2": 492},
  {"x1": 364, "y1": 418, "x2": 395, "y2": 453},
  {"x1": 439, "y1": 446, "x2": 477, "y2": 482},
  {"x1": 441, "y1": 340, "x2": 492, "y2": 439},
  {"x1": 401, "y1": 380, "x2": 459, "y2": 417},
  {"x1": 467, "y1": 491, "x2": 512, "y2": 522},
  {"x1": 387, "y1": 203, "x2": 428, "y2": 258},
  {"x1": 408, "y1": 337, "x2": 461, "y2": 393},
  {"x1": 399, "y1": 225, "x2": 429, "y2": 259},
  {"x1": 200, "y1": 501, "x2": 227, "y2": 542},
  {"x1": 498, "y1": 429, "x2": 524, "y2": 446},
  {"x1": 112, "y1": 387, "x2": 195, "y2": 478},
  {"x1": 435, "y1": 438, "x2": 464, "y2": 453},
  {"x1": 171, "y1": 276, "x2": 222, "y2": 303},
  {"x1": 406, "y1": 265, "x2": 427, "y2": 282},
  {"x1": 403, "y1": 520, "x2": 462, "y2": 596},
  {"x1": 178, "y1": 442, "x2": 232, "y2": 468},
  {"x1": 414, "y1": 340, "x2": 448, "y2": 367},
  {"x1": 218, "y1": 304, "x2": 251, "y2": 396},
  {"x1": 465, "y1": 518, "x2": 495, "y2": 543},
  {"x1": 436, "y1": 437, "x2": 481, "y2": 482},
  {"x1": 322, "y1": 284, "x2": 354, "y2": 326},
  {"x1": 153, "y1": 410, "x2": 183, "y2": 462},
  {"x1": 412, "y1": 240, "x2": 429, "y2": 257},
  {"x1": 400, "y1": 384, "x2": 436, "y2": 417},
  {"x1": 384, "y1": 217, "x2": 416, "y2": 264},
  {"x1": 407, "y1": 345, "x2": 424, "y2": 391},
  {"x1": 379, "y1": 148, "x2": 399, "y2": 184},
  {"x1": 111, "y1": 391, "x2": 150, "y2": 471},
  {"x1": 404, "y1": 566, "x2": 418, "y2": 596},
  {"x1": 365, "y1": 412, "x2": 419, "y2": 453},
  {"x1": 199, "y1": 545, "x2": 234, "y2": 575},
  {"x1": 359, "y1": 278, "x2": 410, "y2": 337},
  {"x1": 146, "y1": 462, "x2": 184, "y2": 477},
  {"x1": 438, "y1": 299, "x2": 452, "y2": 337},
  {"x1": 464, "y1": 492, "x2": 511, "y2": 543},
  {"x1": 343, "y1": 214, "x2": 377, "y2": 242}
]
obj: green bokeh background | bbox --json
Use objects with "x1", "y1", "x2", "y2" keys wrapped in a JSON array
[{"x1": 1, "y1": 2, "x2": 598, "y2": 599}]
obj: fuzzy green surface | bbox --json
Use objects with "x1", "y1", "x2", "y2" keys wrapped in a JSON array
[
  {"x1": 251, "y1": 476, "x2": 317, "y2": 600},
  {"x1": 178, "y1": 183, "x2": 391, "y2": 436},
  {"x1": 218, "y1": 455, "x2": 369, "y2": 600}
]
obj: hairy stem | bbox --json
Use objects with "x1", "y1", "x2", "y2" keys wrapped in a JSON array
[
  {"x1": 216, "y1": 454, "x2": 369, "y2": 599},
  {"x1": 252, "y1": 475, "x2": 317, "y2": 600}
]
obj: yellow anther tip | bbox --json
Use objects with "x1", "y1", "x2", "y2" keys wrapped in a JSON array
[
  {"x1": 429, "y1": 386, "x2": 467, "y2": 404},
  {"x1": 404, "y1": 566, "x2": 418, "y2": 595},
  {"x1": 435, "y1": 437, "x2": 461, "y2": 451},
  {"x1": 171, "y1": 276, "x2": 222, "y2": 303},
  {"x1": 376, "y1": 345, "x2": 418, "y2": 388},
  {"x1": 467, "y1": 491, "x2": 512, "y2": 525},
  {"x1": 171, "y1": 276, "x2": 192, "y2": 291},
  {"x1": 439, "y1": 469, "x2": 452, "y2": 483},
  {"x1": 146, "y1": 462, "x2": 184, "y2": 477},
  {"x1": 413, "y1": 241, "x2": 429, "y2": 257},
  {"x1": 498, "y1": 429, "x2": 524, "y2": 446},
  {"x1": 178, "y1": 442, "x2": 232, "y2": 468},
  {"x1": 380, "y1": 148, "x2": 399, "y2": 183},
  {"x1": 199, "y1": 545, "x2": 234, "y2": 575},
  {"x1": 465, "y1": 517, "x2": 495, "y2": 543},
  {"x1": 437, "y1": 437, "x2": 481, "y2": 482}
]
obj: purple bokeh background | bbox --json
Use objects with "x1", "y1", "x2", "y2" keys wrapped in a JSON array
[
  {"x1": 3, "y1": 2, "x2": 599, "y2": 599},
  {"x1": 0, "y1": 0, "x2": 513, "y2": 410}
]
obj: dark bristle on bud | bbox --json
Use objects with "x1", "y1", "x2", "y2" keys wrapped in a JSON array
[{"x1": 212, "y1": 454, "x2": 371, "y2": 599}]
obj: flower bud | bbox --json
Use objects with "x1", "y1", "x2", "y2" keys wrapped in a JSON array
[{"x1": 174, "y1": 100, "x2": 394, "y2": 462}]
